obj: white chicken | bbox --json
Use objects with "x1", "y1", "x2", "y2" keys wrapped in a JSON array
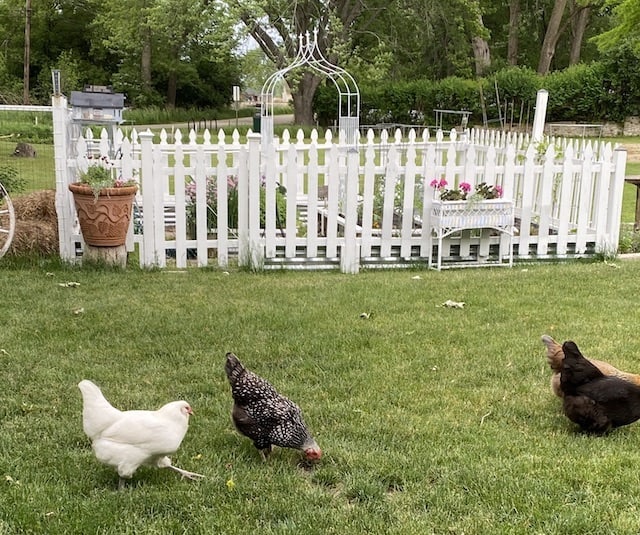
[{"x1": 78, "y1": 379, "x2": 204, "y2": 489}]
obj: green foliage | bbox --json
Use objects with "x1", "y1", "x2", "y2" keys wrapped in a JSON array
[
  {"x1": 617, "y1": 225, "x2": 640, "y2": 254},
  {"x1": 489, "y1": 67, "x2": 541, "y2": 104},
  {"x1": 345, "y1": 61, "x2": 640, "y2": 128},
  {"x1": 185, "y1": 175, "x2": 287, "y2": 233},
  {"x1": 0, "y1": 165, "x2": 25, "y2": 194},
  {"x1": 0, "y1": 53, "x2": 23, "y2": 105},
  {"x1": 545, "y1": 63, "x2": 614, "y2": 122},
  {"x1": 599, "y1": 42, "x2": 640, "y2": 120},
  {"x1": 94, "y1": 0, "x2": 240, "y2": 108},
  {"x1": 76, "y1": 156, "x2": 137, "y2": 198},
  {"x1": 78, "y1": 163, "x2": 114, "y2": 190},
  {"x1": 430, "y1": 77, "x2": 481, "y2": 117},
  {"x1": 593, "y1": 0, "x2": 640, "y2": 53},
  {"x1": 4, "y1": 262, "x2": 640, "y2": 532}
]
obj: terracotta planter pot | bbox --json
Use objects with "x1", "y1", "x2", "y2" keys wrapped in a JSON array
[{"x1": 68, "y1": 183, "x2": 138, "y2": 247}]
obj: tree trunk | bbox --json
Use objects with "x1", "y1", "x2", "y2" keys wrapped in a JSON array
[
  {"x1": 166, "y1": 71, "x2": 177, "y2": 108},
  {"x1": 289, "y1": 72, "x2": 322, "y2": 125},
  {"x1": 23, "y1": 0, "x2": 31, "y2": 104},
  {"x1": 141, "y1": 30, "x2": 152, "y2": 92},
  {"x1": 471, "y1": 12, "x2": 491, "y2": 76},
  {"x1": 538, "y1": 0, "x2": 568, "y2": 74},
  {"x1": 472, "y1": 36, "x2": 491, "y2": 75},
  {"x1": 569, "y1": 4, "x2": 590, "y2": 65},
  {"x1": 507, "y1": 0, "x2": 520, "y2": 65}
]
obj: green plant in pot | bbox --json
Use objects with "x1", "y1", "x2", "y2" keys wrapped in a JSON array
[{"x1": 68, "y1": 155, "x2": 139, "y2": 247}]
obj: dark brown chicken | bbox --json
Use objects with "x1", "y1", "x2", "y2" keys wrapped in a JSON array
[
  {"x1": 542, "y1": 334, "x2": 640, "y2": 397},
  {"x1": 560, "y1": 340, "x2": 640, "y2": 434},
  {"x1": 225, "y1": 352, "x2": 322, "y2": 461}
]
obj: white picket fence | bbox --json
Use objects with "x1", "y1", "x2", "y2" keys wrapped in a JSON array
[{"x1": 52, "y1": 97, "x2": 627, "y2": 272}]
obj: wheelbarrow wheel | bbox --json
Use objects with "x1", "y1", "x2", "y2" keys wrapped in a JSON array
[{"x1": 0, "y1": 182, "x2": 16, "y2": 259}]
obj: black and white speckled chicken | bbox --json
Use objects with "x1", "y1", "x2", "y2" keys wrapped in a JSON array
[{"x1": 225, "y1": 352, "x2": 322, "y2": 461}]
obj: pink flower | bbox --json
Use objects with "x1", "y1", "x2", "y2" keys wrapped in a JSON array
[
  {"x1": 460, "y1": 182, "x2": 471, "y2": 193},
  {"x1": 430, "y1": 178, "x2": 448, "y2": 190},
  {"x1": 495, "y1": 185, "x2": 503, "y2": 198}
]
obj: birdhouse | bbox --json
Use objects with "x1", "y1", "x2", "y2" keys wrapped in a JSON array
[{"x1": 70, "y1": 85, "x2": 125, "y2": 124}]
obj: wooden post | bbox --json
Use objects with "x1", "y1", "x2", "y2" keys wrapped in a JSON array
[{"x1": 83, "y1": 244, "x2": 127, "y2": 268}]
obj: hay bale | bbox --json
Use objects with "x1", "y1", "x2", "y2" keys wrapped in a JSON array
[
  {"x1": 7, "y1": 189, "x2": 59, "y2": 256},
  {"x1": 9, "y1": 220, "x2": 58, "y2": 255},
  {"x1": 12, "y1": 189, "x2": 57, "y2": 224}
]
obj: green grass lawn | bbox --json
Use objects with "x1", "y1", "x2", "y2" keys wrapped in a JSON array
[{"x1": 2, "y1": 259, "x2": 640, "y2": 534}]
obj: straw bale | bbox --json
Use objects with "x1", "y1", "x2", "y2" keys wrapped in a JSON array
[
  {"x1": 9, "y1": 220, "x2": 59, "y2": 255},
  {"x1": 11, "y1": 189, "x2": 57, "y2": 224},
  {"x1": 6, "y1": 189, "x2": 59, "y2": 255}
]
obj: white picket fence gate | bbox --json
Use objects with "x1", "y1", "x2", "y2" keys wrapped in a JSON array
[{"x1": 52, "y1": 96, "x2": 627, "y2": 272}]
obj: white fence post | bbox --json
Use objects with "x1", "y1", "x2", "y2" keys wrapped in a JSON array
[
  {"x1": 340, "y1": 147, "x2": 360, "y2": 274},
  {"x1": 247, "y1": 133, "x2": 264, "y2": 270},
  {"x1": 52, "y1": 94, "x2": 76, "y2": 261},
  {"x1": 138, "y1": 130, "x2": 160, "y2": 267},
  {"x1": 605, "y1": 147, "x2": 628, "y2": 252},
  {"x1": 531, "y1": 89, "x2": 548, "y2": 142}
]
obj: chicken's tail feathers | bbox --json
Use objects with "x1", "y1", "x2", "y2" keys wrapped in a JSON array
[
  {"x1": 225, "y1": 352, "x2": 246, "y2": 384},
  {"x1": 561, "y1": 340, "x2": 582, "y2": 358},
  {"x1": 78, "y1": 379, "x2": 102, "y2": 397},
  {"x1": 77, "y1": 379, "x2": 121, "y2": 439},
  {"x1": 541, "y1": 334, "x2": 564, "y2": 372}
]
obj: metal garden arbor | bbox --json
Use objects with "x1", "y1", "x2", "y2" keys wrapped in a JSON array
[{"x1": 260, "y1": 30, "x2": 360, "y2": 145}]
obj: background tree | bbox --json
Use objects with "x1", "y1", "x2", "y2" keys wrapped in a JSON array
[
  {"x1": 593, "y1": 0, "x2": 640, "y2": 51},
  {"x1": 93, "y1": 0, "x2": 240, "y2": 107},
  {"x1": 0, "y1": 0, "x2": 626, "y2": 111},
  {"x1": 232, "y1": 0, "x2": 384, "y2": 125},
  {"x1": 507, "y1": 0, "x2": 521, "y2": 65},
  {"x1": 0, "y1": 0, "x2": 107, "y2": 103},
  {"x1": 538, "y1": 0, "x2": 569, "y2": 74},
  {"x1": 232, "y1": 0, "x2": 504, "y2": 124},
  {"x1": 241, "y1": 48, "x2": 277, "y2": 94}
]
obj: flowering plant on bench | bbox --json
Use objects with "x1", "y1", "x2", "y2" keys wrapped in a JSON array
[{"x1": 430, "y1": 178, "x2": 503, "y2": 201}]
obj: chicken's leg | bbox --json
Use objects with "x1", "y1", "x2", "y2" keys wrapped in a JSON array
[
  {"x1": 156, "y1": 455, "x2": 204, "y2": 480},
  {"x1": 259, "y1": 446, "x2": 273, "y2": 462},
  {"x1": 166, "y1": 464, "x2": 205, "y2": 481}
]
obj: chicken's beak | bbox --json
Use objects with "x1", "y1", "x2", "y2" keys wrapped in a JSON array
[
  {"x1": 187, "y1": 407, "x2": 194, "y2": 416},
  {"x1": 304, "y1": 447, "x2": 322, "y2": 461}
]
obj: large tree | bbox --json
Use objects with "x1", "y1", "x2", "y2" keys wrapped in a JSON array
[
  {"x1": 594, "y1": 0, "x2": 640, "y2": 51},
  {"x1": 231, "y1": 0, "x2": 385, "y2": 125},
  {"x1": 233, "y1": 0, "x2": 498, "y2": 124},
  {"x1": 537, "y1": 0, "x2": 604, "y2": 73},
  {"x1": 94, "y1": 0, "x2": 240, "y2": 107},
  {"x1": 0, "y1": 0, "x2": 106, "y2": 103},
  {"x1": 538, "y1": 0, "x2": 569, "y2": 73}
]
